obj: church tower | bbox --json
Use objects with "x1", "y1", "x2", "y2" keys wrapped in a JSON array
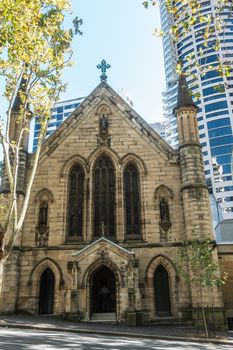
[
  {"x1": 174, "y1": 74, "x2": 212, "y2": 241},
  {"x1": 174, "y1": 74, "x2": 225, "y2": 323},
  {"x1": 1, "y1": 76, "x2": 29, "y2": 195}
]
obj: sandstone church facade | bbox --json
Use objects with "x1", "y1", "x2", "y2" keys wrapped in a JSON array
[{"x1": 0, "y1": 76, "x2": 226, "y2": 325}]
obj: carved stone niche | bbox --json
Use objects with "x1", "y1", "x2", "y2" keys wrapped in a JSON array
[
  {"x1": 96, "y1": 104, "x2": 112, "y2": 147},
  {"x1": 159, "y1": 221, "x2": 172, "y2": 231},
  {"x1": 155, "y1": 185, "x2": 173, "y2": 241},
  {"x1": 35, "y1": 188, "x2": 54, "y2": 248},
  {"x1": 35, "y1": 225, "x2": 49, "y2": 247},
  {"x1": 159, "y1": 209, "x2": 172, "y2": 242},
  {"x1": 67, "y1": 261, "x2": 79, "y2": 273},
  {"x1": 159, "y1": 225, "x2": 171, "y2": 242}
]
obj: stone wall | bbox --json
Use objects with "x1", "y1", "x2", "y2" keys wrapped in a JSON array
[{"x1": 0, "y1": 83, "x2": 225, "y2": 324}]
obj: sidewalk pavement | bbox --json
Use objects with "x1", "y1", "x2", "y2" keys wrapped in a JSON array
[{"x1": 0, "y1": 314, "x2": 233, "y2": 346}]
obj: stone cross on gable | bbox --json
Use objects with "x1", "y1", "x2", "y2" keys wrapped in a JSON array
[{"x1": 97, "y1": 59, "x2": 111, "y2": 82}]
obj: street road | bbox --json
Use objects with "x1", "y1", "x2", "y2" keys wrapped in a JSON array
[{"x1": 0, "y1": 328, "x2": 232, "y2": 350}]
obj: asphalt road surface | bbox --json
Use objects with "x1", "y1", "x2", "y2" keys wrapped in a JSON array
[{"x1": 0, "y1": 328, "x2": 232, "y2": 350}]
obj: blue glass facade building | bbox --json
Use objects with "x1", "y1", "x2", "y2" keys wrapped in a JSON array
[
  {"x1": 160, "y1": 0, "x2": 233, "y2": 219},
  {"x1": 33, "y1": 97, "x2": 85, "y2": 152}
]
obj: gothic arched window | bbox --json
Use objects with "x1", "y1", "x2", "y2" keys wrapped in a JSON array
[
  {"x1": 93, "y1": 156, "x2": 115, "y2": 237},
  {"x1": 68, "y1": 164, "x2": 84, "y2": 237},
  {"x1": 124, "y1": 163, "x2": 141, "y2": 237}
]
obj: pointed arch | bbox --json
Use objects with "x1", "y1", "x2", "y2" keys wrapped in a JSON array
[
  {"x1": 154, "y1": 184, "x2": 174, "y2": 200},
  {"x1": 88, "y1": 146, "x2": 120, "y2": 173},
  {"x1": 95, "y1": 103, "x2": 112, "y2": 116},
  {"x1": 121, "y1": 153, "x2": 147, "y2": 176},
  {"x1": 123, "y1": 161, "x2": 141, "y2": 238},
  {"x1": 93, "y1": 154, "x2": 116, "y2": 237},
  {"x1": 60, "y1": 154, "x2": 89, "y2": 178},
  {"x1": 154, "y1": 185, "x2": 173, "y2": 239},
  {"x1": 145, "y1": 254, "x2": 179, "y2": 319},
  {"x1": 80, "y1": 258, "x2": 123, "y2": 289},
  {"x1": 35, "y1": 188, "x2": 54, "y2": 246},
  {"x1": 35, "y1": 188, "x2": 54, "y2": 203},
  {"x1": 28, "y1": 257, "x2": 64, "y2": 288},
  {"x1": 145, "y1": 254, "x2": 179, "y2": 283},
  {"x1": 67, "y1": 163, "x2": 85, "y2": 237}
]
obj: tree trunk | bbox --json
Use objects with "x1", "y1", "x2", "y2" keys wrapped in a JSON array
[
  {"x1": 0, "y1": 225, "x2": 4, "y2": 261},
  {"x1": 202, "y1": 306, "x2": 209, "y2": 338}
]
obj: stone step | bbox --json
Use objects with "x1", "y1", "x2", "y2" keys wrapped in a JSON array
[{"x1": 90, "y1": 312, "x2": 116, "y2": 323}]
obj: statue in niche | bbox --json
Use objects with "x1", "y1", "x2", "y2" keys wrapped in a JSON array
[
  {"x1": 36, "y1": 199, "x2": 49, "y2": 247},
  {"x1": 99, "y1": 115, "x2": 109, "y2": 140},
  {"x1": 100, "y1": 115, "x2": 109, "y2": 133},
  {"x1": 97, "y1": 112, "x2": 111, "y2": 146},
  {"x1": 39, "y1": 200, "x2": 48, "y2": 226},
  {"x1": 159, "y1": 197, "x2": 170, "y2": 223}
]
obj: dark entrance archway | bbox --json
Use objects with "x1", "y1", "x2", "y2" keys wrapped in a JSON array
[
  {"x1": 154, "y1": 265, "x2": 171, "y2": 316},
  {"x1": 91, "y1": 266, "x2": 116, "y2": 314},
  {"x1": 38, "y1": 268, "x2": 55, "y2": 314}
]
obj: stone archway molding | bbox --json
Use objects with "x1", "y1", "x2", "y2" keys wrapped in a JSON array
[
  {"x1": 35, "y1": 188, "x2": 55, "y2": 203},
  {"x1": 121, "y1": 153, "x2": 147, "y2": 176},
  {"x1": 80, "y1": 258, "x2": 123, "y2": 289},
  {"x1": 87, "y1": 146, "x2": 121, "y2": 173},
  {"x1": 145, "y1": 254, "x2": 179, "y2": 283},
  {"x1": 60, "y1": 154, "x2": 89, "y2": 178},
  {"x1": 28, "y1": 257, "x2": 65, "y2": 288},
  {"x1": 154, "y1": 184, "x2": 174, "y2": 200}
]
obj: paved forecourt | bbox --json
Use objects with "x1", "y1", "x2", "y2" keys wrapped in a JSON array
[{"x1": 0, "y1": 328, "x2": 233, "y2": 350}]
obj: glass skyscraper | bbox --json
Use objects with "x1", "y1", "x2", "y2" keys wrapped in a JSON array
[
  {"x1": 33, "y1": 97, "x2": 85, "y2": 152},
  {"x1": 160, "y1": 0, "x2": 233, "y2": 219}
]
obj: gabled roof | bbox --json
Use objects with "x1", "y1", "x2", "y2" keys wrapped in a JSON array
[
  {"x1": 72, "y1": 236, "x2": 134, "y2": 260},
  {"x1": 38, "y1": 82, "x2": 177, "y2": 161}
]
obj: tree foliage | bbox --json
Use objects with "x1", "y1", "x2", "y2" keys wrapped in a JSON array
[
  {"x1": 178, "y1": 230, "x2": 227, "y2": 337},
  {"x1": 0, "y1": 0, "x2": 82, "y2": 260},
  {"x1": 179, "y1": 239, "x2": 227, "y2": 289},
  {"x1": 144, "y1": 0, "x2": 233, "y2": 94}
]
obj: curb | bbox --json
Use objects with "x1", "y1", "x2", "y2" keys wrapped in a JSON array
[{"x1": 0, "y1": 322, "x2": 232, "y2": 346}]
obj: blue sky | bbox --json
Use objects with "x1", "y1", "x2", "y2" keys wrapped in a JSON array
[
  {"x1": 0, "y1": 1, "x2": 166, "y2": 159},
  {"x1": 61, "y1": 0, "x2": 165, "y2": 123}
]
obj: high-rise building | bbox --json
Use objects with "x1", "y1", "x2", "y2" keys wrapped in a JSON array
[
  {"x1": 160, "y1": 0, "x2": 233, "y2": 220},
  {"x1": 150, "y1": 121, "x2": 166, "y2": 139},
  {"x1": 33, "y1": 97, "x2": 85, "y2": 152},
  {"x1": 33, "y1": 91, "x2": 136, "y2": 153}
]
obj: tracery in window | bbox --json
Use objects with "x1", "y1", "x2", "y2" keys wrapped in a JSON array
[
  {"x1": 93, "y1": 156, "x2": 115, "y2": 237},
  {"x1": 124, "y1": 163, "x2": 141, "y2": 237},
  {"x1": 68, "y1": 164, "x2": 84, "y2": 236}
]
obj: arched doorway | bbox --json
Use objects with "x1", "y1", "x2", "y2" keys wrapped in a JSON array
[
  {"x1": 38, "y1": 268, "x2": 55, "y2": 314},
  {"x1": 154, "y1": 265, "x2": 171, "y2": 316},
  {"x1": 91, "y1": 266, "x2": 116, "y2": 314}
]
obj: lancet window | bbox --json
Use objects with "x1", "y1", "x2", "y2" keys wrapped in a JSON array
[
  {"x1": 124, "y1": 163, "x2": 141, "y2": 237},
  {"x1": 93, "y1": 156, "x2": 116, "y2": 237},
  {"x1": 68, "y1": 164, "x2": 84, "y2": 236}
]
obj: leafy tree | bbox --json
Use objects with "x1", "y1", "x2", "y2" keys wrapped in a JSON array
[
  {"x1": 178, "y1": 229, "x2": 227, "y2": 337},
  {"x1": 0, "y1": 0, "x2": 82, "y2": 261},
  {"x1": 143, "y1": 0, "x2": 232, "y2": 94}
]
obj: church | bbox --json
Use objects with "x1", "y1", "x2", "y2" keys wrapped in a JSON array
[{"x1": 0, "y1": 65, "x2": 227, "y2": 326}]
